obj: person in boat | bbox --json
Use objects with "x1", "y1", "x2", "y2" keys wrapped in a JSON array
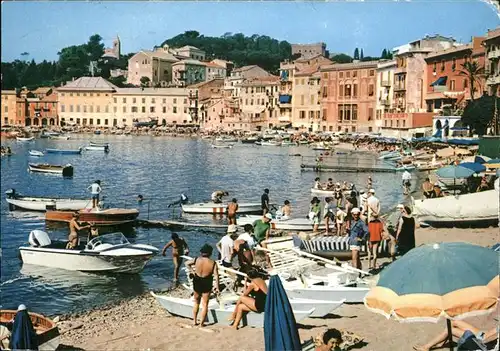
[
  {"x1": 316, "y1": 328, "x2": 343, "y2": 351},
  {"x1": 314, "y1": 177, "x2": 324, "y2": 190},
  {"x1": 422, "y1": 178, "x2": 434, "y2": 198},
  {"x1": 477, "y1": 176, "x2": 490, "y2": 192},
  {"x1": 216, "y1": 224, "x2": 238, "y2": 268},
  {"x1": 253, "y1": 213, "x2": 272, "y2": 247},
  {"x1": 7, "y1": 304, "x2": 38, "y2": 350},
  {"x1": 6, "y1": 146, "x2": 12, "y2": 155},
  {"x1": 87, "y1": 223, "x2": 99, "y2": 242},
  {"x1": 335, "y1": 206, "x2": 347, "y2": 236},
  {"x1": 395, "y1": 205, "x2": 415, "y2": 256},
  {"x1": 348, "y1": 208, "x2": 369, "y2": 270},
  {"x1": 227, "y1": 198, "x2": 239, "y2": 225},
  {"x1": 211, "y1": 190, "x2": 228, "y2": 204},
  {"x1": 186, "y1": 244, "x2": 219, "y2": 327},
  {"x1": 167, "y1": 193, "x2": 189, "y2": 208},
  {"x1": 228, "y1": 269, "x2": 268, "y2": 330},
  {"x1": 342, "y1": 181, "x2": 349, "y2": 191},
  {"x1": 87, "y1": 180, "x2": 102, "y2": 209},
  {"x1": 162, "y1": 232, "x2": 189, "y2": 283},
  {"x1": 323, "y1": 197, "x2": 335, "y2": 235},
  {"x1": 432, "y1": 183, "x2": 444, "y2": 198},
  {"x1": 261, "y1": 188, "x2": 270, "y2": 215},
  {"x1": 281, "y1": 200, "x2": 291, "y2": 219},
  {"x1": 413, "y1": 320, "x2": 498, "y2": 351},
  {"x1": 67, "y1": 212, "x2": 90, "y2": 249},
  {"x1": 326, "y1": 178, "x2": 335, "y2": 190}
]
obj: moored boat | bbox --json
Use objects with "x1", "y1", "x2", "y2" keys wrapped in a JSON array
[
  {"x1": 241, "y1": 136, "x2": 260, "y2": 144},
  {"x1": 5, "y1": 189, "x2": 91, "y2": 211},
  {"x1": 46, "y1": 147, "x2": 82, "y2": 155},
  {"x1": 45, "y1": 208, "x2": 140, "y2": 225},
  {"x1": 85, "y1": 145, "x2": 109, "y2": 152},
  {"x1": 181, "y1": 202, "x2": 264, "y2": 214},
  {"x1": 150, "y1": 293, "x2": 314, "y2": 328},
  {"x1": 215, "y1": 136, "x2": 238, "y2": 143},
  {"x1": 211, "y1": 143, "x2": 233, "y2": 149},
  {"x1": 281, "y1": 140, "x2": 298, "y2": 146},
  {"x1": 0, "y1": 309, "x2": 60, "y2": 350},
  {"x1": 238, "y1": 215, "x2": 326, "y2": 231},
  {"x1": 28, "y1": 163, "x2": 74, "y2": 177},
  {"x1": 20, "y1": 231, "x2": 158, "y2": 273},
  {"x1": 48, "y1": 135, "x2": 70, "y2": 140},
  {"x1": 29, "y1": 150, "x2": 44, "y2": 157},
  {"x1": 260, "y1": 140, "x2": 282, "y2": 146},
  {"x1": 89, "y1": 141, "x2": 110, "y2": 147},
  {"x1": 16, "y1": 136, "x2": 34, "y2": 142}
]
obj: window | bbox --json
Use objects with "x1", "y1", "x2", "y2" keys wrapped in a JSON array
[
  {"x1": 142, "y1": 106, "x2": 146, "y2": 113},
  {"x1": 368, "y1": 108, "x2": 373, "y2": 121},
  {"x1": 122, "y1": 98, "x2": 127, "y2": 103},
  {"x1": 310, "y1": 95, "x2": 315, "y2": 105},
  {"x1": 83, "y1": 93, "x2": 87, "y2": 97},
  {"x1": 96, "y1": 106, "x2": 100, "y2": 113},
  {"x1": 301, "y1": 79, "x2": 305, "y2": 85},
  {"x1": 353, "y1": 84, "x2": 358, "y2": 97},
  {"x1": 322, "y1": 87, "x2": 328, "y2": 98},
  {"x1": 173, "y1": 107, "x2": 177, "y2": 113},
  {"x1": 163, "y1": 98, "x2": 166, "y2": 103},
  {"x1": 105, "y1": 106, "x2": 109, "y2": 113},
  {"x1": 299, "y1": 111, "x2": 306, "y2": 119},
  {"x1": 89, "y1": 106, "x2": 93, "y2": 113},
  {"x1": 123, "y1": 106, "x2": 126, "y2": 113},
  {"x1": 441, "y1": 60, "x2": 445, "y2": 71},
  {"x1": 150, "y1": 106, "x2": 155, "y2": 113},
  {"x1": 433, "y1": 62, "x2": 437, "y2": 72},
  {"x1": 113, "y1": 119, "x2": 117, "y2": 126},
  {"x1": 452, "y1": 58, "x2": 456, "y2": 71},
  {"x1": 368, "y1": 84, "x2": 374, "y2": 97},
  {"x1": 396, "y1": 120, "x2": 400, "y2": 127},
  {"x1": 89, "y1": 119, "x2": 93, "y2": 125},
  {"x1": 61, "y1": 105, "x2": 65, "y2": 112},
  {"x1": 70, "y1": 105, "x2": 74, "y2": 112},
  {"x1": 61, "y1": 93, "x2": 65, "y2": 97},
  {"x1": 173, "y1": 98, "x2": 177, "y2": 104},
  {"x1": 113, "y1": 106, "x2": 117, "y2": 113},
  {"x1": 70, "y1": 93, "x2": 74, "y2": 97},
  {"x1": 90, "y1": 93, "x2": 93, "y2": 97},
  {"x1": 83, "y1": 105, "x2": 87, "y2": 113},
  {"x1": 132, "y1": 106, "x2": 138, "y2": 113},
  {"x1": 345, "y1": 84, "x2": 351, "y2": 97},
  {"x1": 323, "y1": 73, "x2": 328, "y2": 79},
  {"x1": 346, "y1": 72, "x2": 351, "y2": 78},
  {"x1": 82, "y1": 118, "x2": 87, "y2": 125},
  {"x1": 184, "y1": 99, "x2": 187, "y2": 104},
  {"x1": 97, "y1": 93, "x2": 100, "y2": 97},
  {"x1": 450, "y1": 80, "x2": 456, "y2": 90},
  {"x1": 142, "y1": 98, "x2": 146, "y2": 103},
  {"x1": 339, "y1": 85, "x2": 344, "y2": 97},
  {"x1": 184, "y1": 107, "x2": 187, "y2": 113},
  {"x1": 353, "y1": 71, "x2": 357, "y2": 78},
  {"x1": 309, "y1": 111, "x2": 314, "y2": 119},
  {"x1": 339, "y1": 72, "x2": 343, "y2": 78},
  {"x1": 300, "y1": 95, "x2": 304, "y2": 105},
  {"x1": 114, "y1": 98, "x2": 117, "y2": 103},
  {"x1": 323, "y1": 109, "x2": 327, "y2": 120},
  {"x1": 133, "y1": 98, "x2": 137, "y2": 103},
  {"x1": 105, "y1": 119, "x2": 108, "y2": 125},
  {"x1": 163, "y1": 107, "x2": 166, "y2": 113},
  {"x1": 245, "y1": 99, "x2": 248, "y2": 105},
  {"x1": 352, "y1": 105, "x2": 357, "y2": 120},
  {"x1": 403, "y1": 119, "x2": 406, "y2": 127},
  {"x1": 76, "y1": 118, "x2": 80, "y2": 124},
  {"x1": 369, "y1": 70, "x2": 375, "y2": 77},
  {"x1": 152, "y1": 98, "x2": 156, "y2": 104},
  {"x1": 97, "y1": 119, "x2": 101, "y2": 125},
  {"x1": 77, "y1": 93, "x2": 80, "y2": 97}
]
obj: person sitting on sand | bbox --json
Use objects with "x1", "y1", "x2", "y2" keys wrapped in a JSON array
[
  {"x1": 413, "y1": 320, "x2": 498, "y2": 351},
  {"x1": 228, "y1": 269, "x2": 267, "y2": 330},
  {"x1": 162, "y1": 233, "x2": 189, "y2": 283},
  {"x1": 316, "y1": 328, "x2": 343, "y2": 351},
  {"x1": 186, "y1": 244, "x2": 219, "y2": 327}
]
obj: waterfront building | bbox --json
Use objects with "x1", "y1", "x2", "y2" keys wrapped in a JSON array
[
  {"x1": 224, "y1": 65, "x2": 272, "y2": 98},
  {"x1": 483, "y1": 27, "x2": 500, "y2": 96},
  {"x1": 172, "y1": 59, "x2": 206, "y2": 87},
  {"x1": 205, "y1": 62, "x2": 226, "y2": 81},
  {"x1": 375, "y1": 60, "x2": 397, "y2": 133},
  {"x1": 19, "y1": 88, "x2": 59, "y2": 127},
  {"x1": 127, "y1": 47, "x2": 179, "y2": 86},
  {"x1": 174, "y1": 45, "x2": 206, "y2": 61},
  {"x1": 238, "y1": 76, "x2": 280, "y2": 130},
  {"x1": 210, "y1": 59, "x2": 234, "y2": 77},
  {"x1": 320, "y1": 60, "x2": 379, "y2": 133},
  {"x1": 1, "y1": 90, "x2": 18, "y2": 126},
  {"x1": 57, "y1": 77, "x2": 117, "y2": 127},
  {"x1": 382, "y1": 35, "x2": 456, "y2": 137},
  {"x1": 424, "y1": 37, "x2": 485, "y2": 115},
  {"x1": 291, "y1": 42, "x2": 327, "y2": 58}
]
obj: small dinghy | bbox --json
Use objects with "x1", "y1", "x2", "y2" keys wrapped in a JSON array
[
  {"x1": 46, "y1": 147, "x2": 82, "y2": 155},
  {"x1": 85, "y1": 145, "x2": 109, "y2": 152},
  {"x1": 5, "y1": 188, "x2": 90, "y2": 211},
  {"x1": 29, "y1": 150, "x2": 44, "y2": 157},
  {"x1": 181, "y1": 202, "x2": 264, "y2": 214},
  {"x1": 28, "y1": 163, "x2": 74, "y2": 177},
  {"x1": 16, "y1": 136, "x2": 34, "y2": 142},
  {"x1": 48, "y1": 135, "x2": 70, "y2": 140},
  {"x1": 211, "y1": 143, "x2": 233, "y2": 149},
  {"x1": 238, "y1": 215, "x2": 326, "y2": 231},
  {"x1": 89, "y1": 141, "x2": 110, "y2": 147},
  {"x1": 45, "y1": 208, "x2": 139, "y2": 225},
  {"x1": 215, "y1": 136, "x2": 238, "y2": 143},
  {"x1": 19, "y1": 231, "x2": 158, "y2": 273},
  {"x1": 260, "y1": 140, "x2": 282, "y2": 146},
  {"x1": 150, "y1": 293, "x2": 314, "y2": 328},
  {"x1": 0, "y1": 308, "x2": 60, "y2": 350}
]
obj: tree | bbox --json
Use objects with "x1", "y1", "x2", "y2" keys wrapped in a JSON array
[
  {"x1": 381, "y1": 49, "x2": 388, "y2": 59},
  {"x1": 360, "y1": 48, "x2": 364, "y2": 60},
  {"x1": 353, "y1": 48, "x2": 359, "y2": 60},
  {"x1": 459, "y1": 60, "x2": 485, "y2": 102},
  {"x1": 331, "y1": 53, "x2": 353, "y2": 64},
  {"x1": 140, "y1": 76, "x2": 151, "y2": 88},
  {"x1": 461, "y1": 94, "x2": 499, "y2": 136},
  {"x1": 108, "y1": 75, "x2": 127, "y2": 87}
]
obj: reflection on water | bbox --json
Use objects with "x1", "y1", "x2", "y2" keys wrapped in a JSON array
[{"x1": 1, "y1": 136, "x2": 418, "y2": 315}]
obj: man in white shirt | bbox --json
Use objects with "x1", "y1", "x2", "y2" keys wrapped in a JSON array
[
  {"x1": 87, "y1": 180, "x2": 102, "y2": 209},
  {"x1": 359, "y1": 190, "x2": 368, "y2": 214},
  {"x1": 402, "y1": 170, "x2": 412, "y2": 194},
  {"x1": 366, "y1": 189, "x2": 381, "y2": 223},
  {"x1": 211, "y1": 190, "x2": 228, "y2": 204},
  {"x1": 217, "y1": 224, "x2": 238, "y2": 268}
]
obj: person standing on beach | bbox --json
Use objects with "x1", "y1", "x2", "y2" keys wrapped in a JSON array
[
  {"x1": 227, "y1": 198, "x2": 239, "y2": 225},
  {"x1": 309, "y1": 197, "x2": 321, "y2": 232},
  {"x1": 366, "y1": 189, "x2": 380, "y2": 223},
  {"x1": 87, "y1": 180, "x2": 102, "y2": 209},
  {"x1": 323, "y1": 197, "x2": 335, "y2": 235},
  {"x1": 367, "y1": 214, "x2": 384, "y2": 270},
  {"x1": 162, "y1": 233, "x2": 189, "y2": 283},
  {"x1": 187, "y1": 244, "x2": 219, "y2": 327},
  {"x1": 261, "y1": 188, "x2": 270, "y2": 215},
  {"x1": 335, "y1": 206, "x2": 347, "y2": 236},
  {"x1": 348, "y1": 208, "x2": 369, "y2": 270},
  {"x1": 396, "y1": 206, "x2": 416, "y2": 256},
  {"x1": 216, "y1": 225, "x2": 238, "y2": 268}
]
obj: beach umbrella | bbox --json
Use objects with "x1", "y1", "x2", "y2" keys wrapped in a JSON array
[
  {"x1": 364, "y1": 242, "x2": 499, "y2": 351},
  {"x1": 435, "y1": 165, "x2": 476, "y2": 179},
  {"x1": 458, "y1": 162, "x2": 486, "y2": 173},
  {"x1": 264, "y1": 275, "x2": 301, "y2": 351},
  {"x1": 485, "y1": 158, "x2": 500, "y2": 169},
  {"x1": 474, "y1": 155, "x2": 490, "y2": 164}
]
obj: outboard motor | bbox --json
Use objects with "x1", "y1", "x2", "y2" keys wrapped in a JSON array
[
  {"x1": 28, "y1": 230, "x2": 51, "y2": 247},
  {"x1": 5, "y1": 189, "x2": 16, "y2": 211},
  {"x1": 180, "y1": 193, "x2": 189, "y2": 204}
]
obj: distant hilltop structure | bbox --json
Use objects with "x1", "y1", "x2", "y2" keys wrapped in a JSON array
[
  {"x1": 102, "y1": 36, "x2": 121, "y2": 60},
  {"x1": 291, "y1": 42, "x2": 327, "y2": 59}
]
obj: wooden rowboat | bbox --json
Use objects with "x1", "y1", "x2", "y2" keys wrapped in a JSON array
[
  {"x1": 46, "y1": 147, "x2": 82, "y2": 155},
  {"x1": 45, "y1": 208, "x2": 140, "y2": 225},
  {"x1": 0, "y1": 310, "x2": 60, "y2": 350},
  {"x1": 28, "y1": 163, "x2": 74, "y2": 177}
]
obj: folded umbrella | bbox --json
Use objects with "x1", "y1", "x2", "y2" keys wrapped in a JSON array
[{"x1": 435, "y1": 165, "x2": 475, "y2": 179}]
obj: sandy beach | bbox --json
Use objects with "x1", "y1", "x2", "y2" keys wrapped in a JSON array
[{"x1": 57, "y1": 226, "x2": 499, "y2": 351}]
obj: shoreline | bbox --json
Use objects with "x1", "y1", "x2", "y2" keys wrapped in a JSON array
[{"x1": 55, "y1": 226, "x2": 499, "y2": 350}]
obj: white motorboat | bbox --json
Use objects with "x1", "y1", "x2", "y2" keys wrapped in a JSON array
[
  {"x1": 29, "y1": 150, "x2": 44, "y2": 157},
  {"x1": 20, "y1": 231, "x2": 159, "y2": 274},
  {"x1": 310, "y1": 188, "x2": 336, "y2": 196},
  {"x1": 211, "y1": 143, "x2": 233, "y2": 149},
  {"x1": 283, "y1": 280, "x2": 369, "y2": 303},
  {"x1": 181, "y1": 202, "x2": 264, "y2": 214},
  {"x1": 215, "y1": 136, "x2": 238, "y2": 143},
  {"x1": 16, "y1": 136, "x2": 34, "y2": 142},
  {"x1": 238, "y1": 215, "x2": 326, "y2": 231},
  {"x1": 5, "y1": 189, "x2": 91, "y2": 211},
  {"x1": 412, "y1": 186, "x2": 499, "y2": 227},
  {"x1": 85, "y1": 145, "x2": 110, "y2": 152},
  {"x1": 150, "y1": 293, "x2": 315, "y2": 327},
  {"x1": 281, "y1": 140, "x2": 298, "y2": 146},
  {"x1": 311, "y1": 142, "x2": 333, "y2": 151},
  {"x1": 260, "y1": 140, "x2": 282, "y2": 146}
]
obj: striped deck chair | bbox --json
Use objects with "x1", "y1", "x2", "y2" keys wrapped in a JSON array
[{"x1": 299, "y1": 235, "x2": 390, "y2": 256}]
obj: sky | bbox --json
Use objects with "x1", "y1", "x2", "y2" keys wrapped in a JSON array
[{"x1": 1, "y1": 1, "x2": 499, "y2": 63}]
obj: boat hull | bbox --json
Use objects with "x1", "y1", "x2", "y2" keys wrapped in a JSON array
[
  {"x1": 16, "y1": 137, "x2": 34, "y2": 141},
  {"x1": 151, "y1": 293, "x2": 314, "y2": 327},
  {"x1": 45, "y1": 208, "x2": 139, "y2": 225},
  {"x1": 285, "y1": 285, "x2": 369, "y2": 303},
  {"x1": 46, "y1": 148, "x2": 82, "y2": 155},
  {"x1": 85, "y1": 145, "x2": 109, "y2": 151},
  {"x1": 29, "y1": 150, "x2": 44, "y2": 157},
  {"x1": 28, "y1": 163, "x2": 74, "y2": 177},
  {"x1": 6, "y1": 197, "x2": 90, "y2": 211},
  {"x1": 238, "y1": 215, "x2": 326, "y2": 231},
  {"x1": 181, "y1": 202, "x2": 263, "y2": 214},
  {"x1": 412, "y1": 189, "x2": 499, "y2": 227}
]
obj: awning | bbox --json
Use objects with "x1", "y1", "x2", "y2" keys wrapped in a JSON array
[
  {"x1": 279, "y1": 95, "x2": 292, "y2": 104},
  {"x1": 242, "y1": 106, "x2": 266, "y2": 114},
  {"x1": 430, "y1": 76, "x2": 447, "y2": 86}
]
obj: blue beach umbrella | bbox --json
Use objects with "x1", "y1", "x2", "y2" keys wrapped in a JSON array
[
  {"x1": 435, "y1": 165, "x2": 475, "y2": 179},
  {"x1": 458, "y1": 162, "x2": 486, "y2": 173},
  {"x1": 364, "y1": 242, "x2": 499, "y2": 351},
  {"x1": 264, "y1": 275, "x2": 301, "y2": 351}
]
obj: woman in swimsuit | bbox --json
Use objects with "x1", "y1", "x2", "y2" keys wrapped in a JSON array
[
  {"x1": 162, "y1": 233, "x2": 189, "y2": 283},
  {"x1": 186, "y1": 244, "x2": 219, "y2": 327},
  {"x1": 228, "y1": 269, "x2": 267, "y2": 330}
]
